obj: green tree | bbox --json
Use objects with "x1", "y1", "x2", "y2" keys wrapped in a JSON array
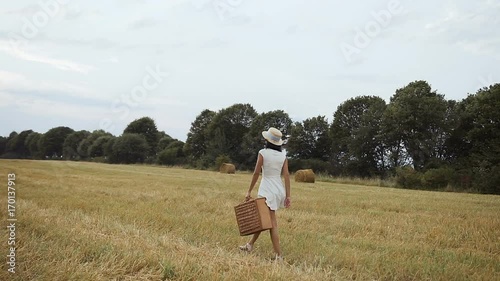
[
  {"x1": 158, "y1": 135, "x2": 174, "y2": 152},
  {"x1": 331, "y1": 96, "x2": 386, "y2": 177},
  {"x1": 381, "y1": 103, "x2": 410, "y2": 170},
  {"x1": 205, "y1": 104, "x2": 257, "y2": 167},
  {"x1": 88, "y1": 136, "x2": 114, "y2": 158},
  {"x1": 38, "y1": 127, "x2": 75, "y2": 158},
  {"x1": 103, "y1": 136, "x2": 117, "y2": 161},
  {"x1": 7, "y1": 131, "x2": 18, "y2": 139},
  {"x1": 432, "y1": 100, "x2": 462, "y2": 164},
  {"x1": 184, "y1": 109, "x2": 216, "y2": 162},
  {"x1": 157, "y1": 148, "x2": 178, "y2": 166},
  {"x1": 158, "y1": 140, "x2": 185, "y2": 166},
  {"x1": 463, "y1": 84, "x2": 500, "y2": 193},
  {"x1": 288, "y1": 116, "x2": 331, "y2": 161},
  {"x1": 443, "y1": 99, "x2": 472, "y2": 164},
  {"x1": 1, "y1": 132, "x2": 18, "y2": 158},
  {"x1": 77, "y1": 130, "x2": 112, "y2": 159},
  {"x1": 6, "y1": 132, "x2": 18, "y2": 141},
  {"x1": 123, "y1": 117, "x2": 159, "y2": 156},
  {"x1": 63, "y1": 130, "x2": 91, "y2": 160},
  {"x1": 5, "y1": 129, "x2": 33, "y2": 158},
  {"x1": 110, "y1": 133, "x2": 150, "y2": 164},
  {"x1": 25, "y1": 132, "x2": 43, "y2": 159},
  {"x1": 384, "y1": 81, "x2": 448, "y2": 171},
  {"x1": 287, "y1": 122, "x2": 306, "y2": 159},
  {"x1": 156, "y1": 130, "x2": 168, "y2": 139},
  {"x1": 0, "y1": 136, "x2": 7, "y2": 156}
]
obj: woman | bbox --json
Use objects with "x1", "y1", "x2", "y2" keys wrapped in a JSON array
[{"x1": 239, "y1": 127, "x2": 291, "y2": 261}]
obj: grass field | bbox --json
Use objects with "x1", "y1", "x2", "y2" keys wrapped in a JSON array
[{"x1": 1, "y1": 160, "x2": 499, "y2": 281}]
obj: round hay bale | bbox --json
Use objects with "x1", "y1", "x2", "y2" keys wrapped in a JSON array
[
  {"x1": 219, "y1": 163, "x2": 236, "y2": 174},
  {"x1": 294, "y1": 169, "x2": 315, "y2": 183}
]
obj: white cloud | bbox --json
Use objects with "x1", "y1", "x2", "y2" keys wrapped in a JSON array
[
  {"x1": 0, "y1": 91, "x2": 16, "y2": 107},
  {"x1": 102, "y1": 56, "x2": 119, "y2": 63},
  {"x1": 3, "y1": 4, "x2": 40, "y2": 15},
  {"x1": 457, "y1": 38, "x2": 500, "y2": 60},
  {"x1": 0, "y1": 91, "x2": 104, "y2": 120},
  {"x1": 0, "y1": 0, "x2": 498, "y2": 138},
  {"x1": 0, "y1": 70, "x2": 25, "y2": 86},
  {"x1": 424, "y1": 0, "x2": 500, "y2": 58},
  {"x1": 128, "y1": 18, "x2": 159, "y2": 29},
  {"x1": 144, "y1": 96, "x2": 188, "y2": 107},
  {"x1": 0, "y1": 40, "x2": 95, "y2": 74},
  {"x1": 0, "y1": 70, "x2": 102, "y2": 101}
]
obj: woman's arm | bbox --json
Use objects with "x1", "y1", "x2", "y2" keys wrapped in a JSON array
[
  {"x1": 246, "y1": 153, "x2": 263, "y2": 201},
  {"x1": 282, "y1": 158, "x2": 291, "y2": 208}
]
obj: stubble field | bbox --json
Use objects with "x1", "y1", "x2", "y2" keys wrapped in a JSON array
[{"x1": 0, "y1": 160, "x2": 499, "y2": 280}]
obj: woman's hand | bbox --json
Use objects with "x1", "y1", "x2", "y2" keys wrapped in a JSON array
[
  {"x1": 245, "y1": 191, "x2": 252, "y2": 201},
  {"x1": 285, "y1": 197, "x2": 291, "y2": 208}
]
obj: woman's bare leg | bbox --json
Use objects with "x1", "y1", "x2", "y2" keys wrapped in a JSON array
[
  {"x1": 248, "y1": 231, "x2": 261, "y2": 246},
  {"x1": 269, "y1": 210, "x2": 282, "y2": 256}
]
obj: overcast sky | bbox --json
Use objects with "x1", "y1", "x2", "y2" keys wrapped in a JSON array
[{"x1": 1, "y1": 0, "x2": 499, "y2": 141}]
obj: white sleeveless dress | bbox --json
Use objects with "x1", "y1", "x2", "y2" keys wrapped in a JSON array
[{"x1": 257, "y1": 148, "x2": 287, "y2": 211}]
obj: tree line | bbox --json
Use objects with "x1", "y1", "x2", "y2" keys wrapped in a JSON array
[{"x1": 1, "y1": 80, "x2": 498, "y2": 194}]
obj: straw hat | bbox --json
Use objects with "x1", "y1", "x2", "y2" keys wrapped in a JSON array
[{"x1": 262, "y1": 127, "x2": 284, "y2": 146}]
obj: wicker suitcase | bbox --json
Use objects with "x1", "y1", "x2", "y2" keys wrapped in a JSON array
[{"x1": 234, "y1": 198, "x2": 272, "y2": 236}]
